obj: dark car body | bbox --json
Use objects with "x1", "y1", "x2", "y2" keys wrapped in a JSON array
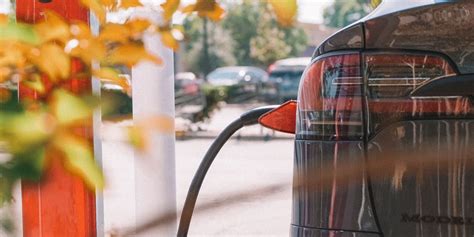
[{"x1": 293, "y1": 1, "x2": 474, "y2": 236}]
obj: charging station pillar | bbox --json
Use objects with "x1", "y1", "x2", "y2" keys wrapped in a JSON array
[
  {"x1": 131, "y1": 8, "x2": 177, "y2": 236},
  {"x1": 16, "y1": 1, "x2": 99, "y2": 236}
]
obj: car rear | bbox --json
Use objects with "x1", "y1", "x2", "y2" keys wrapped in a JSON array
[{"x1": 292, "y1": 1, "x2": 474, "y2": 236}]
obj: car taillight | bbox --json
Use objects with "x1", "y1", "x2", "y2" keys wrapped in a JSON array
[
  {"x1": 365, "y1": 54, "x2": 455, "y2": 99},
  {"x1": 297, "y1": 53, "x2": 363, "y2": 140},
  {"x1": 295, "y1": 51, "x2": 471, "y2": 140}
]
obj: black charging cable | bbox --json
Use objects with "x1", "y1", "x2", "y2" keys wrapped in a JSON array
[{"x1": 177, "y1": 105, "x2": 278, "y2": 237}]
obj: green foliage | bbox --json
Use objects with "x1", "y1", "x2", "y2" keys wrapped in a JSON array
[
  {"x1": 323, "y1": 0, "x2": 376, "y2": 28},
  {"x1": 183, "y1": 17, "x2": 236, "y2": 76},
  {"x1": 223, "y1": 1, "x2": 307, "y2": 67},
  {"x1": 182, "y1": 1, "x2": 308, "y2": 74}
]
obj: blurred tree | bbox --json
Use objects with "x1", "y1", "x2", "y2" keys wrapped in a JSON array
[
  {"x1": 183, "y1": 16, "x2": 236, "y2": 77},
  {"x1": 223, "y1": 1, "x2": 307, "y2": 67},
  {"x1": 182, "y1": 0, "x2": 308, "y2": 74},
  {"x1": 323, "y1": 0, "x2": 378, "y2": 28}
]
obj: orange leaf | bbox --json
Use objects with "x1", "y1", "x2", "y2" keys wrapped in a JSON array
[
  {"x1": 80, "y1": 0, "x2": 106, "y2": 23},
  {"x1": 181, "y1": 0, "x2": 225, "y2": 21},
  {"x1": 93, "y1": 67, "x2": 130, "y2": 92},
  {"x1": 34, "y1": 11, "x2": 70, "y2": 44},
  {"x1": 159, "y1": 27, "x2": 180, "y2": 51},
  {"x1": 108, "y1": 44, "x2": 162, "y2": 67},
  {"x1": 161, "y1": 0, "x2": 181, "y2": 22},
  {"x1": 99, "y1": 23, "x2": 131, "y2": 43},
  {"x1": 120, "y1": 0, "x2": 143, "y2": 9},
  {"x1": 99, "y1": 0, "x2": 116, "y2": 8},
  {"x1": 268, "y1": 0, "x2": 298, "y2": 26},
  {"x1": 28, "y1": 43, "x2": 70, "y2": 81}
]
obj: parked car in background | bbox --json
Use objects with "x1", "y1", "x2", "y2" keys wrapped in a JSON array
[
  {"x1": 206, "y1": 67, "x2": 268, "y2": 103},
  {"x1": 175, "y1": 72, "x2": 206, "y2": 121},
  {"x1": 266, "y1": 57, "x2": 311, "y2": 102}
]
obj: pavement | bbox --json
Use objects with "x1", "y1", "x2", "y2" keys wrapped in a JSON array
[
  {"x1": 175, "y1": 103, "x2": 294, "y2": 140},
  {"x1": 101, "y1": 103, "x2": 295, "y2": 236}
]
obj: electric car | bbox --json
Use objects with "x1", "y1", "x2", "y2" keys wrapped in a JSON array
[
  {"x1": 179, "y1": 1, "x2": 474, "y2": 236},
  {"x1": 289, "y1": 0, "x2": 474, "y2": 236}
]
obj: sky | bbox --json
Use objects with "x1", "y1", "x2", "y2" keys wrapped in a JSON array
[{"x1": 297, "y1": 0, "x2": 334, "y2": 23}]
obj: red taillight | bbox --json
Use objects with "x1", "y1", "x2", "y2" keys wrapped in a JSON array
[
  {"x1": 297, "y1": 53, "x2": 363, "y2": 140},
  {"x1": 296, "y1": 52, "x2": 466, "y2": 140},
  {"x1": 259, "y1": 100, "x2": 297, "y2": 134}
]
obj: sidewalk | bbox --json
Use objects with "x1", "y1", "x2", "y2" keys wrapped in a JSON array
[{"x1": 176, "y1": 103, "x2": 294, "y2": 140}]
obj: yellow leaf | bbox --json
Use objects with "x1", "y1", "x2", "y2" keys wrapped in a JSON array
[
  {"x1": 54, "y1": 135, "x2": 104, "y2": 189},
  {"x1": 99, "y1": 0, "x2": 116, "y2": 8},
  {"x1": 70, "y1": 22, "x2": 93, "y2": 39},
  {"x1": 268, "y1": 0, "x2": 297, "y2": 26},
  {"x1": 161, "y1": 0, "x2": 180, "y2": 22},
  {"x1": 93, "y1": 67, "x2": 130, "y2": 92},
  {"x1": 0, "y1": 67, "x2": 11, "y2": 83},
  {"x1": 108, "y1": 44, "x2": 162, "y2": 67},
  {"x1": 126, "y1": 19, "x2": 151, "y2": 34},
  {"x1": 120, "y1": 0, "x2": 143, "y2": 9},
  {"x1": 80, "y1": 0, "x2": 106, "y2": 24},
  {"x1": 70, "y1": 38, "x2": 107, "y2": 64},
  {"x1": 99, "y1": 23, "x2": 131, "y2": 43},
  {"x1": 51, "y1": 89, "x2": 92, "y2": 125},
  {"x1": 7, "y1": 112, "x2": 54, "y2": 152},
  {"x1": 159, "y1": 27, "x2": 179, "y2": 51},
  {"x1": 0, "y1": 14, "x2": 7, "y2": 24},
  {"x1": 127, "y1": 126, "x2": 148, "y2": 152},
  {"x1": 0, "y1": 88, "x2": 11, "y2": 102},
  {"x1": 22, "y1": 74, "x2": 45, "y2": 94},
  {"x1": 28, "y1": 43, "x2": 70, "y2": 81},
  {"x1": 182, "y1": 0, "x2": 224, "y2": 21},
  {"x1": 35, "y1": 11, "x2": 70, "y2": 44}
]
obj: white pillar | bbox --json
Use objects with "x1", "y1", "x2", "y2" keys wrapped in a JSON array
[{"x1": 131, "y1": 8, "x2": 177, "y2": 236}]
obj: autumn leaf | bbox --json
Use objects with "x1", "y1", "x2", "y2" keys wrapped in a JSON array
[
  {"x1": 182, "y1": 0, "x2": 225, "y2": 21},
  {"x1": 22, "y1": 74, "x2": 46, "y2": 94},
  {"x1": 35, "y1": 11, "x2": 70, "y2": 44},
  {"x1": 108, "y1": 44, "x2": 162, "y2": 67},
  {"x1": 127, "y1": 126, "x2": 148, "y2": 152},
  {"x1": 120, "y1": 0, "x2": 143, "y2": 9},
  {"x1": 50, "y1": 89, "x2": 93, "y2": 125},
  {"x1": 80, "y1": 0, "x2": 106, "y2": 23},
  {"x1": 54, "y1": 135, "x2": 104, "y2": 189},
  {"x1": 158, "y1": 25, "x2": 182, "y2": 51},
  {"x1": 93, "y1": 67, "x2": 131, "y2": 92},
  {"x1": 268, "y1": 0, "x2": 298, "y2": 26},
  {"x1": 99, "y1": 0, "x2": 116, "y2": 9},
  {"x1": 161, "y1": 0, "x2": 181, "y2": 22},
  {"x1": 0, "y1": 88, "x2": 11, "y2": 102},
  {"x1": 28, "y1": 43, "x2": 70, "y2": 81},
  {"x1": 70, "y1": 38, "x2": 107, "y2": 64},
  {"x1": 99, "y1": 23, "x2": 131, "y2": 43},
  {"x1": 6, "y1": 112, "x2": 54, "y2": 152},
  {"x1": 0, "y1": 21, "x2": 40, "y2": 45}
]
